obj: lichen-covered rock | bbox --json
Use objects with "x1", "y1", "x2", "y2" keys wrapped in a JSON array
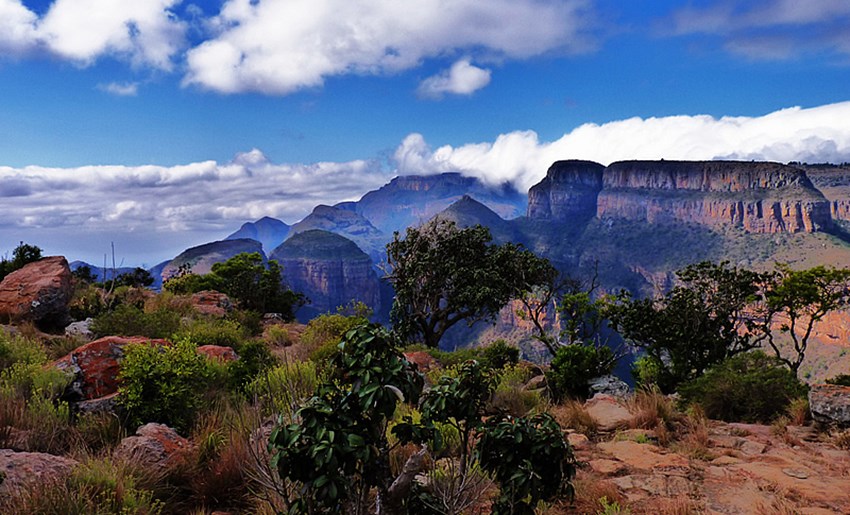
[
  {"x1": 53, "y1": 336, "x2": 170, "y2": 400},
  {"x1": 0, "y1": 449, "x2": 78, "y2": 494},
  {"x1": 191, "y1": 290, "x2": 232, "y2": 317},
  {"x1": 588, "y1": 374, "x2": 631, "y2": 398},
  {"x1": 0, "y1": 256, "x2": 73, "y2": 328},
  {"x1": 64, "y1": 317, "x2": 94, "y2": 339},
  {"x1": 113, "y1": 423, "x2": 192, "y2": 473},
  {"x1": 808, "y1": 383, "x2": 850, "y2": 426}
]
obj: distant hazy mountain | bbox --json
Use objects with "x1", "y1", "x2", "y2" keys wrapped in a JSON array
[
  {"x1": 225, "y1": 216, "x2": 290, "y2": 254},
  {"x1": 69, "y1": 261, "x2": 138, "y2": 283},
  {"x1": 288, "y1": 204, "x2": 387, "y2": 262},
  {"x1": 160, "y1": 238, "x2": 265, "y2": 282}
]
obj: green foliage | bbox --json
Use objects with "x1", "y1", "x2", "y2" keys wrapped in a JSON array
[
  {"x1": 490, "y1": 364, "x2": 544, "y2": 417},
  {"x1": 247, "y1": 361, "x2": 321, "y2": 419},
  {"x1": 481, "y1": 339, "x2": 520, "y2": 369},
  {"x1": 165, "y1": 253, "x2": 305, "y2": 319},
  {"x1": 69, "y1": 283, "x2": 106, "y2": 320},
  {"x1": 91, "y1": 303, "x2": 181, "y2": 339},
  {"x1": 269, "y1": 324, "x2": 424, "y2": 513},
  {"x1": 765, "y1": 265, "x2": 850, "y2": 374},
  {"x1": 386, "y1": 219, "x2": 552, "y2": 348},
  {"x1": 302, "y1": 310, "x2": 370, "y2": 364},
  {"x1": 118, "y1": 339, "x2": 218, "y2": 433},
  {"x1": 174, "y1": 318, "x2": 247, "y2": 348},
  {"x1": 631, "y1": 355, "x2": 664, "y2": 390},
  {"x1": 0, "y1": 241, "x2": 43, "y2": 281},
  {"x1": 226, "y1": 339, "x2": 277, "y2": 393},
  {"x1": 477, "y1": 413, "x2": 576, "y2": 515},
  {"x1": 609, "y1": 261, "x2": 770, "y2": 392},
  {"x1": 826, "y1": 374, "x2": 850, "y2": 386},
  {"x1": 678, "y1": 351, "x2": 809, "y2": 423},
  {"x1": 0, "y1": 332, "x2": 48, "y2": 370},
  {"x1": 547, "y1": 344, "x2": 615, "y2": 401},
  {"x1": 72, "y1": 264, "x2": 97, "y2": 283}
]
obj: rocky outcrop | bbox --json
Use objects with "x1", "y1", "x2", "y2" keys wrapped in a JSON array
[
  {"x1": 0, "y1": 256, "x2": 73, "y2": 328},
  {"x1": 113, "y1": 423, "x2": 192, "y2": 472},
  {"x1": 161, "y1": 238, "x2": 264, "y2": 282},
  {"x1": 597, "y1": 161, "x2": 832, "y2": 233},
  {"x1": 527, "y1": 160, "x2": 605, "y2": 221},
  {"x1": 808, "y1": 383, "x2": 850, "y2": 426},
  {"x1": 225, "y1": 216, "x2": 290, "y2": 254},
  {"x1": 53, "y1": 336, "x2": 171, "y2": 401},
  {"x1": 196, "y1": 344, "x2": 239, "y2": 362},
  {"x1": 0, "y1": 450, "x2": 78, "y2": 494},
  {"x1": 270, "y1": 230, "x2": 381, "y2": 318},
  {"x1": 191, "y1": 290, "x2": 232, "y2": 317}
]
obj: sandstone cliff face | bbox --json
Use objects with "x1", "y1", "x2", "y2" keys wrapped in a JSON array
[
  {"x1": 270, "y1": 230, "x2": 380, "y2": 318},
  {"x1": 527, "y1": 160, "x2": 605, "y2": 221},
  {"x1": 528, "y1": 160, "x2": 833, "y2": 234},
  {"x1": 802, "y1": 164, "x2": 850, "y2": 222}
]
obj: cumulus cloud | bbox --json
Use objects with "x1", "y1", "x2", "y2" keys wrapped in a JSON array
[
  {"x1": 183, "y1": 0, "x2": 593, "y2": 94},
  {"x1": 665, "y1": 0, "x2": 850, "y2": 60},
  {"x1": 0, "y1": 0, "x2": 185, "y2": 69},
  {"x1": 97, "y1": 81, "x2": 139, "y2": 96},
  {"x1": 394, "y1": 101, "x2": 850, "y2": 191},
  {"x1": 417, "y1": 59, "x2": 491, "y2": 99}
]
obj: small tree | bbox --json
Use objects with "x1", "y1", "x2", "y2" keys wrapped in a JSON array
[
  {"x1": 609, "y1": 261, "x2": 770, "y2": 392},
  {"x1": 0, "y1": 241, "x2": 43, "y2": 281},
  {"x1": 386, "y1": 219, "x2": 550, "y2": 348},
  {"x1": 764, "y1": 265, "x2": 850, "y2": 375}
]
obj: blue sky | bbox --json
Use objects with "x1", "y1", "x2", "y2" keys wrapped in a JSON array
[{"x1": 2, "y1": 0, "x2": 850, "y2": 266}]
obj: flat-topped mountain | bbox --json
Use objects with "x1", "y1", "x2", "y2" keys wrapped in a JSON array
[{"x1": 530, "y1": 160, "x2": 832, "y2": 234}]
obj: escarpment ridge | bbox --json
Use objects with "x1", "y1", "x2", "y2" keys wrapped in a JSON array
[{"x1": 529, "y1": 160, "x2": 833, "y2": 234}]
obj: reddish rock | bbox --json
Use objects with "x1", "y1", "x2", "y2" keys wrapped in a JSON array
[
  {"x1": 809, "y1": 383, "x2": 850, "y2": 426},
  {"x1": 197, "y1": 344, "x2": 239, "y2": 362},
  {"x1": 585, "y1": 393, "x2": 632, "y2": 431},
  {"x1": 191, "y1": 290, "x2": 232, "y2": 317},
  {"x1": 0, "y1": 449, "x2": 78, "y2": 494},
  {"x1": 113, "y1": 423, "x2": 192, "y2": 473},
  {"x1": 53, "y1": 336, "x2": 170, "y2": 400},
  {"x1": 403, "y1": 351, "x2": 437, "y2": 373},
  {"x1": 0, "y1": 256, "x2": 73, "y2": 327}
]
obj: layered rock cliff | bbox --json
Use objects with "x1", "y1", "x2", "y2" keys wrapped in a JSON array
[
  {"x1": 529, "y1": 160, "x2": 833, "y2": 234},
  {"x1": 802, "y1": 164, "x2": 850, "y2": 223},
  {"x1": 270, "y1": 230, "x2": 380, "y2": 319}
]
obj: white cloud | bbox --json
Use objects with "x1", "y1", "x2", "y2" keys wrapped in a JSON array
[
  {"x1": 0, "y1": 0, "x2": 38, "y2": 54},
  {"x1": 98, "y1": 81, "x2": 139, "y2": 96},
  {"x1": 417, "y1": 59, "x2": 491, "y2": 99},
  {"x1": 394, "y1": 101, "x2": 850, "y2": 191},
  {"x1": 0, "y1": 0, "x2": 185, "y2": 69},
  {"x1": 665, "y1": 0, "x2": 850, "y2": 60},
  {"x1": 183, "y1": 0, "x2": 593, "y2": 94}
]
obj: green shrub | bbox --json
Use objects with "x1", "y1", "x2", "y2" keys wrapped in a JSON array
[
  {"x1": 226, "y1": 339, "x2": 277, "y2": 393},
  {"x1": 826, "y1": 374, "x2": 850, "y2": 387},
  {"x1": 91, "y1": 304, "x2": 181, "y2": 339},
  {"x1": 480, "y1": 339, "x2": 520, "y2": 369},
  {"x1": 68, "y1": 283, "x2": 106, "y2": 320},
  {"x1": 547, "y1": 344, "x2": 615, "y2": 401},
  {"x1": 174, "y1": 318, "x2": 247, "y2": 348},
  {"x1": 246, "y1": 361, "x2": 321, "y2": 419},
  {"x1": 477, "y1": 413, "x2": 576, "y2": 514},
  {"x1": 489, "y1": 364, "x2": 543, "y2": 417},
  {"x1": 0, "y1": 332, "x2": 48, "y2": 370},
  {"x1": 428, "y1": 347, "x2": 482, "y2": 369},
  {"x1": 631, "y1": 355, "x2": 664, "y2": 390},
  {"x1": 303, "y1": 311, "x2": 369, "y2": 363},
  {"x1": 118, "y1": 339, "x2": 218, "y2": 433},
  {"x1": 678, "y1": 351, "x2": 809, "y2": 423}
]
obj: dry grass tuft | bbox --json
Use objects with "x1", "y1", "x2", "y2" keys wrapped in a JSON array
[
  {"x1": 628, "y1": 387, "x2": 677, "y2": 431},
  {"x1": 673, "y1": 407, "x2": 714, "y2": 461},
  {"x1": 786, "y1": 397, "x2": 810, "y2": 426},
  {"x1": 833, "y1": 429, "x2": 850, "y2": 450},
  {"x1": 550, "y1": 400, "x2": 599, "y2": 438},
  {"x1": 570, "y1": 469, "x2": 626, "y2": 514}
]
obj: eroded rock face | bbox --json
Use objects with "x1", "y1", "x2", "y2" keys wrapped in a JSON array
[
  {"x1": 808, "y1": 383, "x2": 850, "y2": 426},
  {"x1": 0, "y1": 256, "x2": 73, "y2": 328},
  {"x1": 53, "y1": 336, "x2": 170, "y2": 401},
  {"x1": 597, "y1": 161, "x2": 832, "y2": 233},
  {"x1": 0, "y1": 449, "x2": 78, "y2": 494},
  {"x1": 113, "y1": 423, "x2": 192, "y2": 473},
  {"x1": 191, "y1": 290, "x2": 232, "y2": 317},
  {"x1": 527, "y1": 160, "x2": 605, "y2": 221}
]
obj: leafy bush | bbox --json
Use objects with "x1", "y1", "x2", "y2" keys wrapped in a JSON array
[
  {"x1": 91, "y1": 304, "x2": 181, "y2": 339},
  {"x1": 174, "y1": 318, "x2": 247, "y2": 348},
  {"x1": 547, "y1": 344, "x2": 615, "y2": 401},
  {"x1": 247, "y1": 360, "x2": 321, "y2": 419},
  {"x1": 477, "y1": 413, "x2": 576, "y2": 515},
  {"x1": 826, "y1": 374, "x2": 850, "y2": 387},
  {"x1": 480, "y1": 339, "x2": 520, "y2": 369},
  {"x1": 226, "y1": 339, "x2": 277, "y2": 393},
  {"x1": 0, "y1": 242, "x2": 42, "y2": 282},
  {"x1": 489, "y1": 364, "x2": 543, "y2": 417},
  {"x1": 303, "y1": 311, "x2": 370, "y2": 363},
  {"x1": 68, "y1": 283, "x2": 106, "y2": 320},
  {"x1": 678, "y1": 351, "x2": 809, "y2": 423},
  {"x1": 118, "y1": 339, "x2": 218, "y2": 433},
  {"x1": 0, "y1": 332, "x2": 48, "y2": 370},
  {"x1": 631, "y1": 355, "x2": 664, "y2": 390}
]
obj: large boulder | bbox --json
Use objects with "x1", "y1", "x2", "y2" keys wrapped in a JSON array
[
  {"x1": 0, "y1": 256, "x2": 73, "y2": 328},
  {"x1": 113, "y1": 423, "x2": 192, "y2": 474},
  {"x1": 53, "y1": 336, "x2": 170, "y2": 401},
  {"x1": 588, "y1": 374, "x2": 631, "y2": 398},
  {"x1": 196, "y1": 344, "x2": 239, "y2": 362},
  {"x1": 809, "y1": 383, "x2": 850, "y2": 427},
  {"x1": 0, "y1": 449, "x2": 78, "y2": 494},
  {"x1": 191, "y1": 290, "x2": 233, "y2": 317}
]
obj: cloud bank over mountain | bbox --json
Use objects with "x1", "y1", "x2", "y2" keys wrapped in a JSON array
[{"x1": 1, "y1": 101, "x2": 850, "y2": 264}]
